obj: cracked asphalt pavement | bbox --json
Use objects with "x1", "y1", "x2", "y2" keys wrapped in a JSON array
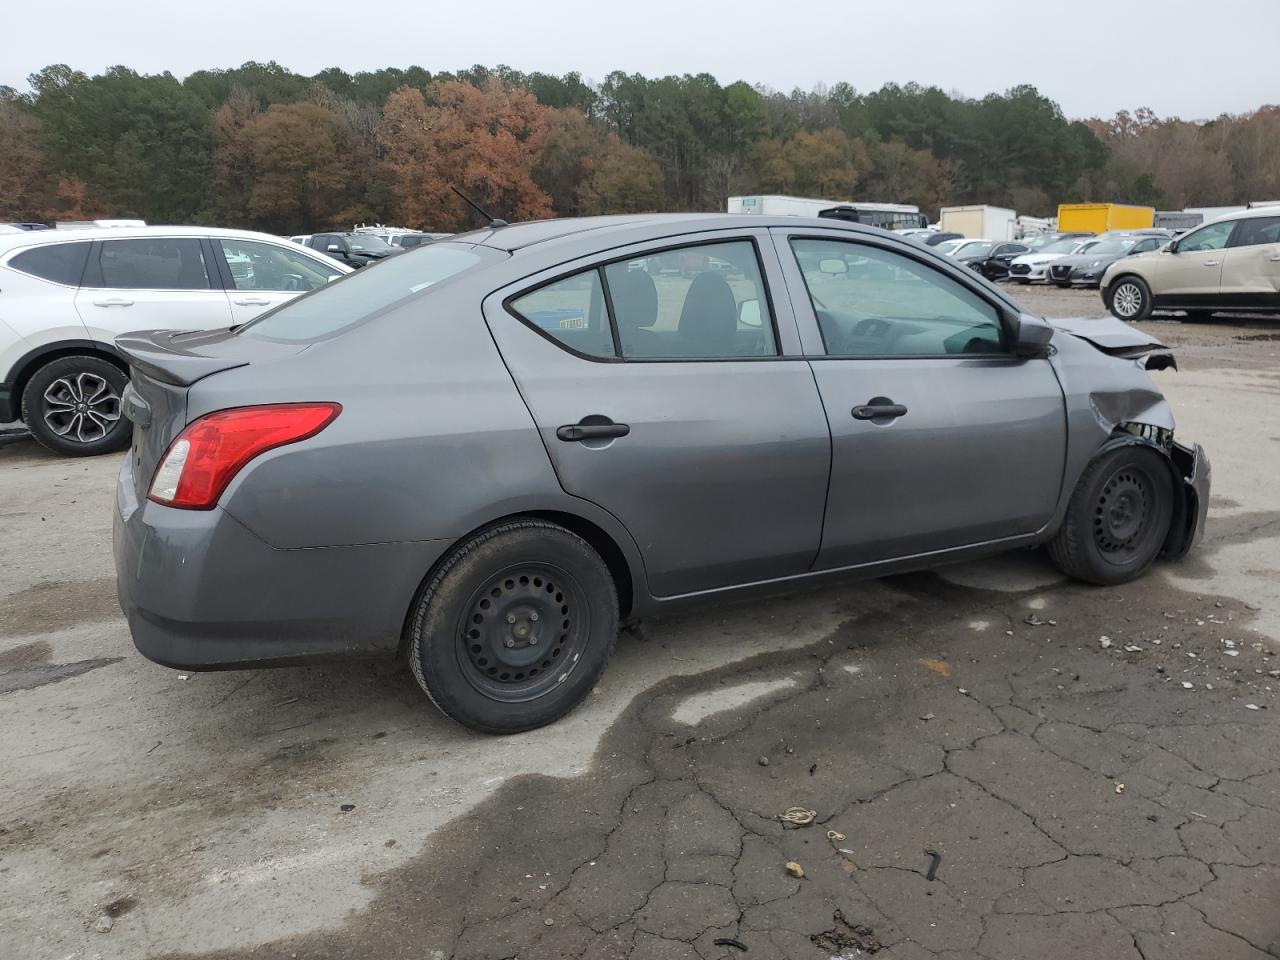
[{"x1": 2, "y1": 297, "x2": 1280, "y2": 959}]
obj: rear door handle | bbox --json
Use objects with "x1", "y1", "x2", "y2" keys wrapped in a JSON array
[
  {"x1": 92, "y1": 298, "x2": 134, "y2": 307},
  {"x1": 852, "y1": 403, "x2": 909, "y2": 421},
  {"x1": 556, "y1": 422, "x2": 630, "y2": 442},
  {"x1": 1268, "y1": 255, "x2": 1280, "y2": 262},
  {"x1": 233, "y1": 297, "x2": 272, "y2": 306},
  {"x1": 1203, "y1": 261, "x2": 1220, "y2": 267}
]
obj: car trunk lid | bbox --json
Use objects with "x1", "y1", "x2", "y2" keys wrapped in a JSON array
[{"x1": 115, "y1": 327, "x2": 305, "y2": 501}]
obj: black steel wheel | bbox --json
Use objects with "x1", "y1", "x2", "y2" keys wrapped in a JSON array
[
  {"x1": 1048, "y1": 446, "x2": 1175, "y2": 585},
  {"x1": 408, "y1": 519, "x2": 618, "y2": 733},
  {"x1": 457, "y1": 563, "x2": 590, "y2": 703}
]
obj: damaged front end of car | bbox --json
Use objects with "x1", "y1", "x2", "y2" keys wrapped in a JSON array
[{"x1": 1045, "y1": 316, "x2": 1210, "y2": 560}]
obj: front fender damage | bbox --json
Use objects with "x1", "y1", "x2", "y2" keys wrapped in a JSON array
[{"x1": 1048, "y1": 325, "x2": 1209, "y2": 560}]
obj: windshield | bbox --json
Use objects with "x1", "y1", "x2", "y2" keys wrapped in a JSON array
[
  {"x1": 237, "y1": 242, "x2": 490, "y2": 341},
  {"x1": 1086, "y1": 239, "x2": 1137, "y2": 256},
  {"x1": 957, "y1": 242, "x2": 994, "y2": 258},
  {"x1": 348, "y1": 235, "x2": 394, "y2": 253}
]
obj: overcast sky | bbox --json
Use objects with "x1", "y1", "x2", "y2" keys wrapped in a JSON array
[{"x1": 5, "y1": 0, "x2": 1277, "y2": 120}]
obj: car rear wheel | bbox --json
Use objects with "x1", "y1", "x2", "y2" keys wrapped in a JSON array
[
  {"x1": 21, "y1": 355, "x2": 131, "y2": 457},
  {"x1": 1047, "y1": 446, "x2": 1174, "y2": 585},
  {"x1": 1106, "y1": 276, "x2": 1153, "y2": 322},
  {"x1": 407, "y1": 519, "x2": 618, "y2": 733}
]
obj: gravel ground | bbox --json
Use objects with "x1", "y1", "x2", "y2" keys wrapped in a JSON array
[{"x1": 2, "y1": 288, "x2": 1278, "y2": 960}]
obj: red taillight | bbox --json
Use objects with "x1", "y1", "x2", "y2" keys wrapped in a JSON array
[{"x1": 148, "y1": 403, "x2": 341, "y2": 510}]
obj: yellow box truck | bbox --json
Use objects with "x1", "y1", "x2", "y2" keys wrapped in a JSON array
[{"x1": 1057, "y1": 203, "x2": 1155, "y2": 233}]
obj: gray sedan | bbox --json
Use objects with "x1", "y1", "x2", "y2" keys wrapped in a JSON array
[{"x1": 113, "y1": 214, "x2": 1209, "y2": 732}]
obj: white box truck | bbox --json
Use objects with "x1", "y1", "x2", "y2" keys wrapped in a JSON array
[{"x1": 939, "y1": 205, "x2": 1017, "y2": 240}]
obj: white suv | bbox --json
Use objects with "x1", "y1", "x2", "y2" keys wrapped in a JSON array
[{"x1": 0, "y1": 226, "x2": 350, "y2": 455}]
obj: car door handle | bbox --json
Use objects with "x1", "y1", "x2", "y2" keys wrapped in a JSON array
[
  {"x1": 233, "y1": 297, "x2": 272, "y2": 306},
  {"x1": 1268, "y1": 255, "x2": 1280, "y2": 262},
  {"x1": 92, "y1": 298, "x2": 134, "y2": 307},
  {"x1": 852, "y1": 403, "x2": 909, "y2": 421},
  {"x1": 556, "y1": 421, "x2": 630, "y2": 442},
  {"x1": 1203, "y1": 261, "x2": 1220, "y2": 267}
]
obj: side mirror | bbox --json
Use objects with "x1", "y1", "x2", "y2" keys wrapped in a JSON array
[
  {"x1": 1166, "y1": 239, "x2": 1179, "y2": 254},
  {"x1": 738, "y1": 299, "x2": 763, "y2": 328},
  {"x1": 326, "y1": 244, "x2": 342, "y2": 253},
  {"x1": 1011, "y1": 312, "x2": 1054, "y2": 359},
  {"x1": 818, "y1": 258, "x2": 848, "y2": 276}
]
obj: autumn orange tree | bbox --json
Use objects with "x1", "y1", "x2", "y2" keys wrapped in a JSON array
[{"x1": 378, "y1": 78, "x2": 553, "y2": 230}]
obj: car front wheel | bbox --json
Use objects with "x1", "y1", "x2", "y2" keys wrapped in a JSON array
[
  {"x1": 1047, "y1": 446, "x2": 1174, "y2": 585},
  {"x1": 407, "y1": 519, "x2": 619, "y2": 733},
  {"x1": 1106, "y1": 276, "x2": 1153, "y2": 322},
  {"x1": 21, "y1": 355, "x2": 131, "y2": 457}
]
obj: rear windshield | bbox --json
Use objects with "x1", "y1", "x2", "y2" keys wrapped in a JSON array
[{"x1": 237, "y1": 242, "x2": 491, "y2": 342}]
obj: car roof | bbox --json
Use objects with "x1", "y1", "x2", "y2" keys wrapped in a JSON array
[
  {"x1": 1207, "y1": 205, "x2": 1280, "y2": 224},
  {"x1": 450, "y1": 213, "x2": 889, "y2": 253},
  {"x1": 0, "y1": 225, "x2": 314, "y2": 253}
]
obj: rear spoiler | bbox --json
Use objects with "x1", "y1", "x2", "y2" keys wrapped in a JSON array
[{"x1": 114, "y1": 329, "x2": 250, "y2": 387}]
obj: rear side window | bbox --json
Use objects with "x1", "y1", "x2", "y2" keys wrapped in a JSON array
[
  {"x1": 1229, "y1": 216, "x2": 1280, "y2": 248},
  {"x1": 95, "y1": 238, "x2": 211, "y2": 290},
  {"x1": 509, "y1": 270, "x2": 615, "y2": 359},
  {"x1": 237, "y1": 242, "x2": 487, "y2": 342},
  {"x1": 8, "y1": 242, "x2": 91, "y2": 285},
  {"x1": 604, "y1": 241, "x2": 777, "y2": 359}
]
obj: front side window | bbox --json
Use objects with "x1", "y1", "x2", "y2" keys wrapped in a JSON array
[
  {"x1": 8, "y1": 241, "x2": 91, "y2": 285},
  {"x1": 603, "y1": 241, "x2": 776, "y2": 359},
  {"x1": 218, "y1": 238, "x2": 341, "y2": 292},
  {"x1": 1178, "y1": 220, "x2": 1234, "y2": 253},
  {"x1": 791, "y1": 238, "x2": 1005, "y2": 357},
  {"x1": 1132, "y1": 238, "x2": 1162, "y2": 253},
  {"x1": 97, "y1": 238, "x2": 211, "y2": 290},
  {"x1": 237, "y1": 242, "x2": 486, "y2": 342},
  {"x1": 509, "y1": 269, "x2": 614, "y2": 359},
  {"x1": 1229, "y1": 216, "x2": 1280, "y2": 248}
]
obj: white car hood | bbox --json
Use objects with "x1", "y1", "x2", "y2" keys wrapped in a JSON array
[{"x1": 1011, "y1": 253, "x2": 1067, "y2": 266}]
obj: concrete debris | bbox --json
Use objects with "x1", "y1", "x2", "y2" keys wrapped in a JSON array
[
  {"x1": 1099, "y1": 637, "x2": 1113, "y2": 649},
  {"x1": 785, "y1": 860, "x2": 805, "y2": 878}
]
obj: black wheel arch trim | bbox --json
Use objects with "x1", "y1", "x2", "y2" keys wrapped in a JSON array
[{"x1": 1, "y1": 339, "x2": 126, "y2": 423}]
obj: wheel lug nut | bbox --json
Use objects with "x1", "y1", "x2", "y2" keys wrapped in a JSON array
[
  {"x1": 505, "y1": 638, "x2": 515, "y2": 648},
  {"x1": 529, "y1": 637, "x2": 538, "y2": 645},
  {"x1": 506, "y1": 614, "x2": 516, "y2": 624},
  {"x1": 530, "y1": 611, "x2": 539, "y2": 622}
]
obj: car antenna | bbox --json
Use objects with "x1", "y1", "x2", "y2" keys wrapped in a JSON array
[{"x1": 450, "y1": 186, "x2": 508, "y2": 228}]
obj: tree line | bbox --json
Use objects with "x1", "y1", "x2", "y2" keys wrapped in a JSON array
[{"x1": 1, "y1": 62, "x2": 1277, "y2": 233}]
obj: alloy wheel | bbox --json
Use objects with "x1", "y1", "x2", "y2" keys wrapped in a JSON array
[
  {"x1": 1112, "y1": 282, "x2": 1143, "y2": 319},
  {"x1": 42, "y1": 372, "x2": 122, "y2": 444}
]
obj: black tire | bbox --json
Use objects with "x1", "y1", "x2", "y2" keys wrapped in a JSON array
[
  {"x1": 21, "y1": 355, "x2": 131, "y2": 457},
  {"x1": 1047, "y1": 446, "x2": 1175, "y2": 586},
  {"x1": 1105, "y1": 275, "x2": 1153, "y2": 322},
  {"x1": 407, "y1": 520, "x2": 619, "y2": 733}
]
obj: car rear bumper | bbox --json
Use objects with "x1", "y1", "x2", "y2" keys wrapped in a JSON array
[{"x1": 113, "y1": 456, "x2": 449, "y2": 670}]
